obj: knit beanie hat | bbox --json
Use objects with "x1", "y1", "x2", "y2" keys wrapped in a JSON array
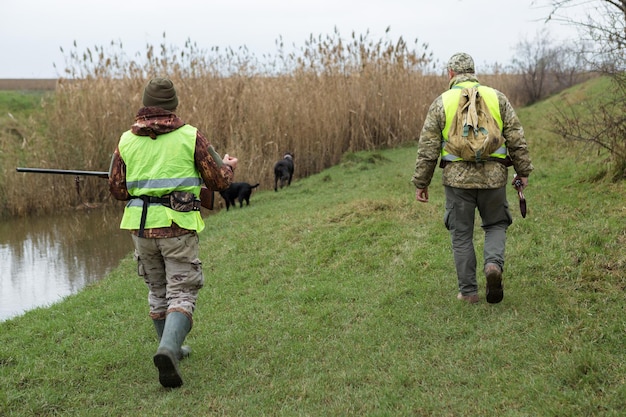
[
  {"x1": 447, "y1": 52, "x2": 475, "y2": 74},
  {"x1": 142, "y1": 77, "x2": 178, "y2": 110}
]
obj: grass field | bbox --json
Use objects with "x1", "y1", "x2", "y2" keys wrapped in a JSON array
[{"x1": 0, "y1": 93, "x2": 624, "y2": 417}]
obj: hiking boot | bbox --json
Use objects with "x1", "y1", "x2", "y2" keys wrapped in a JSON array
[
  {"x1": 485, "y1": 263, "x2": 504, "y2": 304},
  {"x1": 457, "y1": 292, "x2": 479, "y2": 304}
]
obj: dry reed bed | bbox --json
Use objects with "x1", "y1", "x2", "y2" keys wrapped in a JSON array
[{"x1": 1, "y1": 34, "x2": 524, "y2": 217}]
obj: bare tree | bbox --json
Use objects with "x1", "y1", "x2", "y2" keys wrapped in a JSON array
[
  {"x1": 540, "y1": 0, "x2": 626, "y2": 71},
  {"x1": 537, "y1": 0, "x2": 626, "y2": 180},
  {"x1": 511, "y1": 30, "x2": 556, "y2": 104},
  {"x1": 511, "y1": 29, "x2": 590, "y2": 104}
]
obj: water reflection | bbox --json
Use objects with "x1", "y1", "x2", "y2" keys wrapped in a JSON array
[{"x1": 0, "y1": 206, "x2": 133, "y2": 321}]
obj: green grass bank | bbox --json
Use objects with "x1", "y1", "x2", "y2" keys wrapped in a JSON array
[{"x1": 1, "y1": 104, "x2": 625, "y2": 417}]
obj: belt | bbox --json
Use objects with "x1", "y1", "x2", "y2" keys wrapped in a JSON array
[
  {"x1": 136, "y1": 194, "x2": 201, "y2": 238},
  {"x1": 440, "y1": 156, "x2": 512, "y2": 169}
]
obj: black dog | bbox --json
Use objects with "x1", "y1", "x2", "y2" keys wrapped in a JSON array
[
  {"x1": 273, "y1": 152, "x2": 294, "y2": 191},
  {"x1": 219, "y1": 182, "x2": 259, "y2": 210}
]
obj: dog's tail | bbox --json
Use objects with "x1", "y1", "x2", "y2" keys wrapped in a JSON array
[{"x1": 251, "y1": 183, "x2": 260, "y2": 189}]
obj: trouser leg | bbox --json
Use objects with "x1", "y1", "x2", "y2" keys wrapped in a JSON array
[
  {"x1": 159, "y1": 233, "x2": 204, "y2": 319},
  {"x1": 132, "y1": 235, "x2": 168, "y2": 320},
  {"x1": 477, "y1": 187, "x2": 512, "y2": 272},
  {"x1": 444, "y1": 186, "x2": 478, "y2": 295},
  {"x1": 132, "y1": 233, "x2": 204, "y2": 320}
]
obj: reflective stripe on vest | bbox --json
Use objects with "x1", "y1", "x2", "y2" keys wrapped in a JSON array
[
  {"x1": 441, "y1": 82, "x2": 506, "y2": 162},
  {"x1": 118, "y1": 124, "x2": 205, "y2": 232}
]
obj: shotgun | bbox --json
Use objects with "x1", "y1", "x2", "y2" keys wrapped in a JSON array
[
  {"x1": 16, "y1": 167, "x2": 109, "y2": 178},
  {"x1": 16, "y1": 167, "x2": 214, "y2": 210}
]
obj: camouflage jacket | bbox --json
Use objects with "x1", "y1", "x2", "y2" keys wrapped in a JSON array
[
  {"x1": 411, "y1": 74, "x2": 534, "y2": 189},
  {"x1": 109, "y1": 106, "x2": 234, "y2": 238}
]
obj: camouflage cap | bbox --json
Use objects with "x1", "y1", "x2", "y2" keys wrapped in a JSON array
[{"x1": 447, "y1": 52, "x2": 475, "y2": 74}]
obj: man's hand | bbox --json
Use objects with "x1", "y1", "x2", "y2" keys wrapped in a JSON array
[
  {"x1": 415, "y1": 187, "x2": 429, "y2": 203},
  {"x1": 512, "y1": 175, "x2": 528, "y2": 190},
  {"x1": 223, "y1": 154, "x2": 238, "y2": 171}
]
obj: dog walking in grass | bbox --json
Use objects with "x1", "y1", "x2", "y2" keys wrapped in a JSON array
[
  {"x1": 219, "y1": 182, "x2": 259, "y2": 210},
  {"x1": 273, "y1": 152, "x2": 294, "y2": 191}
]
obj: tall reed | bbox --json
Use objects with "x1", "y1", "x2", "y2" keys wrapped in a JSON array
[{"x1": 3, "y1": 31, "x2": 524, "y2": 217}]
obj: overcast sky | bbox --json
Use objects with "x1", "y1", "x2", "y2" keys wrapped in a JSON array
[{"x1": 2, "y1": 0, "x2": 590, "y2": 79}]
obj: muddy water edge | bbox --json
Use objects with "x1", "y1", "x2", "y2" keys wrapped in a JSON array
[{"x1": 0, "y1": 205, "x2": 133, "y2": 321}]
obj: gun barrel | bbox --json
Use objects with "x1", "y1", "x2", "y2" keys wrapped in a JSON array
[{"x1": 16, "y1": 167, "x2": 109, "y2": 179}]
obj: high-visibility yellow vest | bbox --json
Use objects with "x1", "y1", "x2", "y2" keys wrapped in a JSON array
[
  {"x1": 441, "y1": 81, "x2": 507, "y2": 162},
  {"x1": 118, "y1": 124, "x2": 205, "y2": 232}
]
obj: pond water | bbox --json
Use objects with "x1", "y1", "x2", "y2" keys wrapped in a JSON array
[{"x1": 0, "y1": 206, "x2": 133, "y2": 322}]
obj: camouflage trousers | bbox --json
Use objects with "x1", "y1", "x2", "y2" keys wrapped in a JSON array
[
  {"x1": 131, "y1": 233, "x2": 204, "y2": 323},
  {"x1": 443, "y1": 186, "x2": 513, "y2": 296}
]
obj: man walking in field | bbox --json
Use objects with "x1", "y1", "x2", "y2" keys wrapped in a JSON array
[
  {"x1": 109, "y1": 77, "x2": 238, "y2": 387},
  {"x1": 411, "y1": 52, "x2": 533, "y2": 304}
]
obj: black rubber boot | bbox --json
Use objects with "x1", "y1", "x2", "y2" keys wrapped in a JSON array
[{"x1": 153, "y1": 312, "x2": 191, "y2": 388}]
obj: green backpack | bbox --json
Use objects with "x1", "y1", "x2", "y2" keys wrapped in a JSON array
[{"x1": 444, "y1": 86, "x2": 504, "y2": 162}]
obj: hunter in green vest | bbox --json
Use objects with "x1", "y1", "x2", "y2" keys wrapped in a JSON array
[
  {"x1": 411, "y1": 52, "x2": 533, "y2": 305},
  {"x1": 109, "y1": 77, "x2": 238, "y2": 388}
]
